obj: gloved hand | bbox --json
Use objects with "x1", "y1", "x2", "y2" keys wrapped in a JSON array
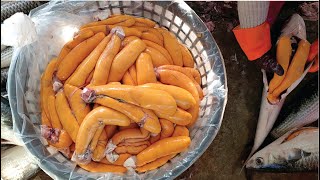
[
  {"x1": 233, "y1": 22, "x2": 285, "y2": 76},
  {"x1": 255, "y1": 49, "x2": 284, "y2": 76},
  {"x1": 307, "y1": 39, "x2": 318, "y2": 73}
]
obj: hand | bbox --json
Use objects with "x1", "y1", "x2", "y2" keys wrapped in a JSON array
[{"x1": 255, "y1": 50, "x2": 284, "y2": 76}]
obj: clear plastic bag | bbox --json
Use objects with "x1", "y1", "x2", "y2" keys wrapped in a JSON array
[{"x1": 8, "y1": 1, "x2": 227, "y2": 179}]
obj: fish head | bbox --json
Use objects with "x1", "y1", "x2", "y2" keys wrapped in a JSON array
[
  {"x1": 246, "y1": 149, "x2": 282, "y2": 169},
  {"x1": 246, "y1": 152, "x2": 272, "y2": 169}
]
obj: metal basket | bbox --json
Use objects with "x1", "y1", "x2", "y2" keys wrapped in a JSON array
[{"x1": 8, "y1": 1, "x2": 228, "y2": 179}]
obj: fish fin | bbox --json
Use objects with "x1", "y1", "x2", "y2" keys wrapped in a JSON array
[
  {"x1": 281, "y1": 127, "x2": 318, "y2": 143},
  {"x1": 239, "y1": 162, "x2": 246, "y2": 175},
  {"x1": 287, "y1": 148, "x2": 312, "y2": 164}
]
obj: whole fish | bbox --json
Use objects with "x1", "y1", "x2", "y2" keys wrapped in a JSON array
[
  {"x1": 1, "y1": 145, "x2": 39, "y2": 180},
  {"x1": 271, "y1": 92, "x2": 319, "y2": 138},
  {"x1": 246, "y1": 127, "x2": 319, "y2": 171},
  {"x1": 1, "y1": 96, "x2": 23, "y2": 145}
]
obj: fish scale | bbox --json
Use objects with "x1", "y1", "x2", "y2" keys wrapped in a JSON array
[
  {"x1": 294, "y1": 153, "x2": 319, "y2": 171},
  {"x1": 271, "y1": 93, "x2": 319, "y2": 138}
]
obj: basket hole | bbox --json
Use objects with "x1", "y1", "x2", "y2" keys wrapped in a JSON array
[
  {"x1": 165, "y1": 10, "x2": 174, "y2": 20},
  {"x1": 202, "y1": 87, "x2": 208, "y2": 96},
  {"x1": 200, "y1": 98, "x2": 206, "y2": 107},
  {"x1": 97, "y1": 1, "x2": 108, "y2": 8},
  {"x1": 112, "y1": 8, "x2": 121, "y2": 14},
  {"x1": 123, "y1": 8, "x2": 131, "y2": 14},
  {"x1": 207, "y1": 71, "x2": 217, "y2": 84},
  {"x1": 202, "y1": 76, "x2": 207, "y2": 85},
  {"x1": 201, "y1": 51, "x2": 208, "y2": 62},
  {"x1": 123, "y1": 1, "x2": 131, "y2": 6},
  {"x1": 199, "y1": 106, "x2": 205, "y2": 114},
  {"x1": 171, "y1": 24, "x2": 179, "y2": 34},
  {"x1": 204, "y1": 61, "x2": 211, "y2": 72},
  {"x1": 174, "y1": 16, "x2": 182, "y2": 26},
  {"x1": 189, "y1": 31, "x2": 197, "y2": 42},
  {"x1": 181, "y1": 23, "x2": 190, "y2": 34},
  {"x1": 143, "y1": 2, "x2": 153, "y2": 11},
  {"x1": 185, "y1": 38, "x2": 192, "y2": 47},
  {"x1": 207, "y1": 80, "x2": 219, "y2": 92},
  {"x1": 195, "y1": 41, "x2": 203, "y2": 53},
  {"x1": 178, "y1": 31, "x2": 186, "y2": 42},
  {"x1": 191, "y1": 48, "x2": 198, "y2": 57},
  {"x1": 54, "y1": 153, "x2": 68, "y2": 163},
  {"x1": 196, "y1": 57, "x2": 202, "y2": 66},
  {"x1": 112, "y1": 1, "x2": 119, "y2": 6},
  {"x1": 162, "y1": 19, "x2": 171, "y2": 28},
  {"x1": 154, "y1": 5, "x2": 163, "y2": 14},
  {"x1": 143, "y1": 11, "x2": 152, "y2": 19},
  {"x1": 104, "y1": 9, "x2": 111, "y2": 16},
  {"x1": 47, "y1": 146, "x2": 59, "y2": 154},
  {"x1": 199, "y1": 66, "x2": 205, "y2": 74},
  {"x1": 76, "y1": 167, "x2": 87, "y2": 173},
  {"x1": 190, "y1": 128, "x2": 200, "y2": 140},
  {"x1": 206, "y1": 96, "x2": 213, "y2": 105},
  {"x1": 152, "y1": 14, "x2": 161, "y2": 23}
]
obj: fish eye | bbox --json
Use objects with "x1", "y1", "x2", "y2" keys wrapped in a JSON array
[{"x1": 255, "y1": 157, "x2": 264, "y2": 166}]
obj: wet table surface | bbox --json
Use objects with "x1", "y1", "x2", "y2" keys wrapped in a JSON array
[{"x1": 26, "y1": 1, "x2": 318, "y2": 180}]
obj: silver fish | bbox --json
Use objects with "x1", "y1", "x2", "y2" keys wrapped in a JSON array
[
  {"x1": 1, "y1": 46, "x2": 13, "y2": 69},
  {"x1": 271, "y1": 93, "x2": 319, "y2": 138},
  {"x1": 246, "y1": 127, "x2": 319, "y2": 171},
  {"x1": 1, "y1": 145, "x2": 39, "y2": 180},
  {"x1": 1, "y1": 96, "x2": 23, "y2": 145}
]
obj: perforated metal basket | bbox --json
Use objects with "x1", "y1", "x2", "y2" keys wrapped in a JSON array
[{"x1": 8, "y1": 1, "x2": 228, "y2": 179}]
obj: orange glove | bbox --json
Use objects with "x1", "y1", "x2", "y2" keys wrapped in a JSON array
[
  {"x1": 233, "y1": 22, "x2": 271, "y2": 61},
  {"x1": 307, "y1": 39, "x2": 319, "y2": 73}
]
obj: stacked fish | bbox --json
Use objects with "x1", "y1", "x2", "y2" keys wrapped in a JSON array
[
  {"x1": 245, "y1": 13, "x2": 319, "y2": 172},
  {"x1": 246, "y1": 89, "x2": 319, "y2": 171},
  {"x1": 246, "y1": 127, "x2": 318, "y2": 171}
]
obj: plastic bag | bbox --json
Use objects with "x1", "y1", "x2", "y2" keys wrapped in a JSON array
[
  {"x1": 1, "y1": 12, "x2": 38, "y2": 48},
  {"x1": 8, "y1": 1, "x2": 227, "y2": 179}
]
